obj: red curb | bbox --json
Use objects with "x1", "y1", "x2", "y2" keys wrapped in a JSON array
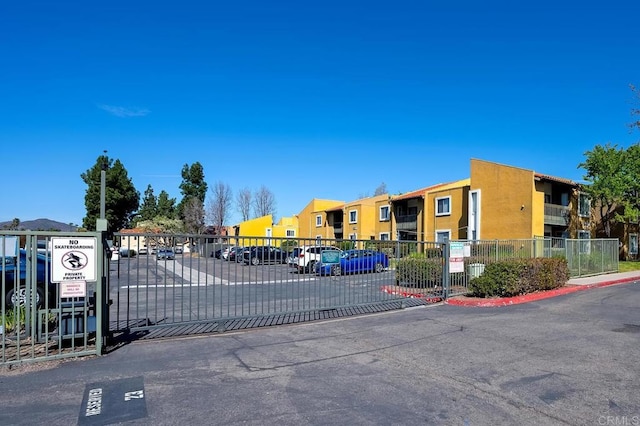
[
  {"x1": 444, "y1": 276, "x2": 640, "y2": 307},
  {"x1": 380, "y1": 286, "x2": 443, "y2": 303}
]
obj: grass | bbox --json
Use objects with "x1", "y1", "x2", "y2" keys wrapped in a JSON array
[{"x1": 618, "y1": 261, "x2": 640, "y2": 273}]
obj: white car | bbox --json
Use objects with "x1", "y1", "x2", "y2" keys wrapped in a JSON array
[
  {"x1": 221, "y1": 246, "x2": 236, "y2": 260},
  {"x1": 294, "y1": 245, "x2": 341, "y2": 273}
]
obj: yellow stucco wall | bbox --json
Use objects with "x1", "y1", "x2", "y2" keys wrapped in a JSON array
[
  {"x1": 231, "y1": 215, "x2": 300, "y2": 247},
  {"x1": 470, "y1": 159, "x2": 540, "y2": 239},
  {"x1": 375, "y1": 198, "x2": 392, "y2": 239},
  {"x1": 425, "y1": 182, "x2": 470, "y2": 240},
  {"x1": 342, "y1": 194, "x2": 388, "y2": 240},
  {"x1": 297, "y1": 199, "x2": 344, "y2": 239}
]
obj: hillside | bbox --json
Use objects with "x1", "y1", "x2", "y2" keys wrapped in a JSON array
[{"x1": 0, "y1": 218, "x2": 77, "y2": 231}]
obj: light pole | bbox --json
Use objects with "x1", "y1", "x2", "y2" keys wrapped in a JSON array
[{"x1": 96, "y1": 150, "x2": 108, "y2": 232}]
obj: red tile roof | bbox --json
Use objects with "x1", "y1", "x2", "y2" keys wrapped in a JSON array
[
  {"x1": 534, "y1": 173, "x2": 578, "y2": 186},
  {"x1": 390, "y1": 182, "x2": 450, "y2": 201}
]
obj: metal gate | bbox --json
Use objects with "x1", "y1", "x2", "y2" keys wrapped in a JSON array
[
  {"x1": 1, "y1": 231, "x2": 108, "y2": 365},
  {"x1": 109, "y1": 235, "x2": 442, "y2": 339}
]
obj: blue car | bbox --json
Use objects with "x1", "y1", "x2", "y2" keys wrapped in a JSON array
[
  {"x1": 316, "y1": 249, "x2": 389, "y2": 276},
  {"x1": 1, "y1": 249, "x2": 56, "y2": 309}
]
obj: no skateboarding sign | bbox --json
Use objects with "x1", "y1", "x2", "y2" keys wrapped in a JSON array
[{"x1": 51, "y1": 237, "x2": 97, "y2": 283}]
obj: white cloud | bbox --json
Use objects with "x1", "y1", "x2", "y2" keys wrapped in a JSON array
[{"x1": 98, "y1": 104, "x2": 150, "y2": 117}]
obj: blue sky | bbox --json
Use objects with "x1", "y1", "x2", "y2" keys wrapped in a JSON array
[{"x1": 1, "y1": 1, "x2": 639, "y2": 227}]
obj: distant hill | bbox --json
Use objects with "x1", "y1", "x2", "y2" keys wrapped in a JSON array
[{"x1": 0, "y1": 218, "x2": 77, "y2": 231}]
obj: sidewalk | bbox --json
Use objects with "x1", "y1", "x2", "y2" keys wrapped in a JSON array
[{"x1": 445, "y1": 270, "x2": 640, "y2": 307}]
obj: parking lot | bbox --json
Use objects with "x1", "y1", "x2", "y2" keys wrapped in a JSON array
[
  {"x1": 108, "y1": 252, "x2": 408, "y2": 336},
  {"x1": 2, "y1": 280, "x2": 639, "y2": 425}
]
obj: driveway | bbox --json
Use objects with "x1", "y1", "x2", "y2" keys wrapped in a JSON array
[{"x1": 1, "y1": 281, "x2": 639, "y2": 425}]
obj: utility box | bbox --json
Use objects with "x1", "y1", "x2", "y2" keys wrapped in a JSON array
[{"x1": 467, "y1": 263, "x2": 485, "y2": 279}]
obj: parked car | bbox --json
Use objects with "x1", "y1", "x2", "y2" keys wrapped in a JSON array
[
  {"x1": 227, "y1": 247, "x2": 242, "y2": 262},
  {"x1": 234, "y1": 246, "x2": 255, "y2": 263},
  {"x1": 315, "y1": 249, "x2": 389, "y2": 276},
  {"x1": 1, "y1": 249, "x2": 56, "y2": 309},
  {"x1": 243, "y1": 246, "x2": 288, "y2": 265},
  {"x1": 221, "y1": 246, "x2": 236, "y2": 260},
  {"x1": 286, "y1": 247, "x2": 301, "y2": 267},
  {"x1": 293, "y1": 245, "x2": 341, "y2": 273},
  {"x1": 138, "y1": 247, "x2": 148, "y2": 255},
  {"x1": 156, "y1": 248, "x2": 175, "y2": 260},
  {"x1": 212, "y1": 248, "x2": 223, "y2": 258},
  {"x1": 174, "y1": 246, "x2": 183, "y2": 254}
]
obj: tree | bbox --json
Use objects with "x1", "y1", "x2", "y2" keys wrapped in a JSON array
[
  {"x1": 207, "y1": 182, "x2": 233, "y2": 229},
  {"x1": 182, "y1": 196, "x2": 206, "y2": 234},
  {"x1": 236, "y1": 187, "x2": 252, "y2": 221},
  {"x1": 253, "y1": 186, "x2": 277, "y2": 220},
  {"x1": 579, "y1": 143, "x2": 627, "y2": 237},
  {"x1": 138, "y1": 185, "x2": 158, "y2": 222},
  {"x1": 81, "y1": 154, "x2": 139, "y2": 234},
  {"x1": 177, "y1": 162, "x2": 207, "y2": 219},
  {"x1": 374, "y1": 182, "x2": 387, "y2": 196},
  {"x1": 157, "y1": 190, "x2": 176, "y2": 219},
  {"x1": 630, "y1": 84, "x2": 640, "y2": 134}
]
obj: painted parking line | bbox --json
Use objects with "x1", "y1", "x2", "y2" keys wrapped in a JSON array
[
  {"x1": 161, "y1": 260, "x2": 227, "y2": 285},
  {"x1": 78, "y1": 376, "x2": 147, "y2": 425}
]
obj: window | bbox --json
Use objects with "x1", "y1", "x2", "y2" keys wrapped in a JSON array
[
  {"x1": 349, "y1": 233, "x2": 357, "y2": 240},
  {"x1": 435, "y1": 230, "x2": 451, "y2": 243},
  {"x1": 286, "y1": 229, "x2": 295, "y2": 237},
  {"x1": 630, "y1": 234, "x2": 638, "y2": 255},
  {"x1": 380, "y1": 232, "x2": 390, "y2": 241},
  {"x1": 379, "y1": 205, "x2": 390, "y2": 221},
  {"x1": 436, "y1": 196, "x2": 451, "y2": 216},
  {"x1": 349, "y1": 210, "x2": 358, "y2": 224},
  {"x1": 315, "y1": 215, "x2": 322, "y2": 227},
  {"x1": 578, "y1": 193, "x2": 591, "y2": 217}
]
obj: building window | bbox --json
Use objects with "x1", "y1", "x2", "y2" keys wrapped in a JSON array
[
  {"x1": 436, "y1": 196, "x2": 451, "y2": 216},
  {"x1": 435, "y1": 229, "x2": 451, "y2": 243},
  {"x1": 578, "y1": 193, "x2": 591, "y2": 217},
  {"x1": 349, "y1": 233, "x2": 357, "y2": 240},
  {"x1": 315, "y1": 215, "x2": 322, "y2": 227},
  {"x1": 380, "y1": 232, "x2": 390, "y2": 241},
  {"x1": 630, "y1": 234, "x2": 638, "y2": 255},
  {"x1": 286, "y1": 229, "x2": 295, "y2": 237},
  {"x1": 349, "y1": 210, "x2": 358, "y2": 224},
  {"x1": 379, "y1": 205, "x2": 390, "y2": 221}
]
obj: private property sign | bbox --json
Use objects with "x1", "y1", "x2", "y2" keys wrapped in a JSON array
[{"x1": 51, "y1": 237, "x2": 97, "y2": 283}]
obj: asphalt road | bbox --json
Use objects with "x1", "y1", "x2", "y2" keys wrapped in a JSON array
[{"x1": 1, "y1": 281, "x2": 639, "y2": 425}]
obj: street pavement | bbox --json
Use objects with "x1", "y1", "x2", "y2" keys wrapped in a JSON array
[{"x1": 1, "y1": 272, "x2": 639, "y2": 425}]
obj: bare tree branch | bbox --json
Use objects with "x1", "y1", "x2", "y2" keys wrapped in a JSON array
[
  {"x1": 236, "y1": 187, "x2": 252, "y2": 221},
  {"x1": 207, "y1": 181, "x2": 233, "y2": 228},
  {"x1": 253, "y1": 186, "x2": 277, "y2": 220}
]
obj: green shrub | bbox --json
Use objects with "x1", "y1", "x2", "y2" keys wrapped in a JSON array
[
  {"x1": 468, "y1": 257, "x2": 569, "y2": 298},
  {"x1": 280, "y1": 239, "x2": 298, "y2": 252},
  {"x1": 395, "y1": 256, "x2": 443, "y2": 288}
]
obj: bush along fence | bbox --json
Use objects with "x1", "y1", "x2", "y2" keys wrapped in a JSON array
[{"x1": 389, "y1": 238, "x2": 618, "y2": 298}]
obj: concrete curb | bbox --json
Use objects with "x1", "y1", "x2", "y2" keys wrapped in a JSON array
[{"x1": 444, "y1": 276, "x2": 640, "y2": 308}]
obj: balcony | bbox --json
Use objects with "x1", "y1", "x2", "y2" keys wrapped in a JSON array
[
  {"x1": 333, "y1": 223, "x2": 343, "y2": 233},
  {"x1": 544, "y1": 203, "x2": 570, "y2": 226},
  {"x1": 395, "y1": 214, "x2": 417, "y2": 231}
]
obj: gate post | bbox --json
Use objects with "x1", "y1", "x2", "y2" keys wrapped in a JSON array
[{"x1": 442, "y1": 240, "x2": 450, "y2": 299}]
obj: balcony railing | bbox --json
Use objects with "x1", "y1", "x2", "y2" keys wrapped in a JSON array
[
  {"x1": 333, "y1": 223, "x2": 343, "y2": 233},
  {"x1": 395, "y1": 214, "x2": 417, "y2": 231},
  {"x1": 544, "y1": 203, "x2": 570, "y2": 226}
]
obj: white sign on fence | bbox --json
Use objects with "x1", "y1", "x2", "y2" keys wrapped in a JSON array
[
  {"x1": 449, "y1": 241, "x2": 465, "y2": 273},
  {"x1": 51, "y1": 237, "x2": 97, "y2": 283}
]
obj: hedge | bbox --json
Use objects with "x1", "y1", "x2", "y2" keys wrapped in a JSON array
[{"x1": 468, "y1": 257, "x2": 569, "y2": 298}]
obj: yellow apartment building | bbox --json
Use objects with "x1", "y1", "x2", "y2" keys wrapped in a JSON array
[
  {"x1": 468, "y1": 158, "x2": 587, "y2": 241},
  {"x1": 389, "y1": 180, "x2": 470, "y2": 242},
  {"x1": 297, "y1": 198, "x2": 345, "y2": 239},
  {"x1": 231, "y1": 214, "x2": 298, "y2": 247}
]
